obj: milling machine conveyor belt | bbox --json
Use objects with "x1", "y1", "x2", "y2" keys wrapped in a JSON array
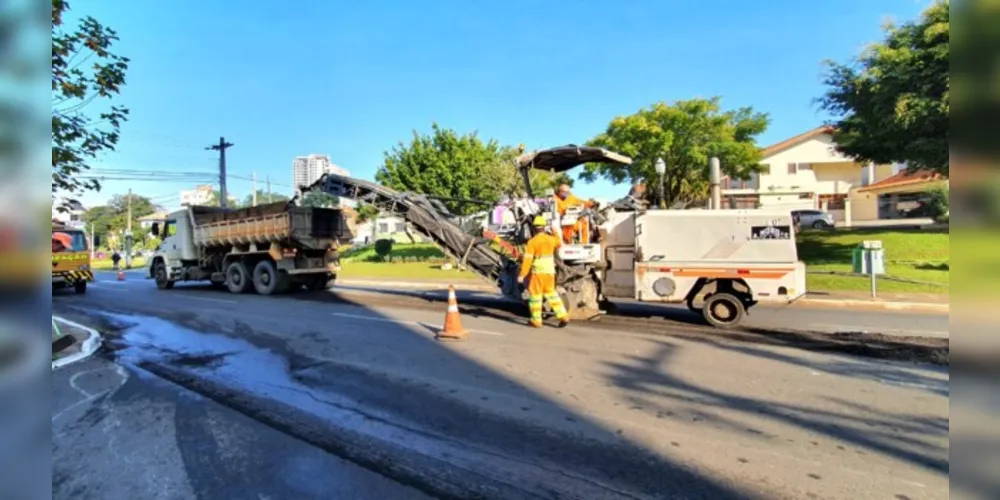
[{"x1": 306, "y1": 174, "x2": 519, "y2": 294}]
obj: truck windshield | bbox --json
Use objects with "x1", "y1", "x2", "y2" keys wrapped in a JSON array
[{"x1": 52, "y1": 230, "x2": 87, "y2": 253}]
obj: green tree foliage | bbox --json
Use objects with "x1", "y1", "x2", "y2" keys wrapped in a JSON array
[
  {"x1": 355, "y1": 204, "x2": 379, "y2": 224},
  {"x1": 204, "y1": 189, "x2": 240, "y2": 208},
  {"x1": 51, "y1": 0, "x2": 130, "y2": 212},
  {"x1": 376, "y1": 124, "x2": 522, "y2": 215},
  {"x1": 242, "y1": 190, "x2": 290, "y2": 207},
  {"x1": 374, "y1": 239, "x2": 393, "y2": 262},
  {"x1": 300, "y1": 191, "x2": 340, "y2": 208},
  {"x1": 82, "y1": 193, "x2": 158, "y2": 249},
  {"x1": 583, "y1": 97, "x2": 769, "y2": 206},
  {"x1": 819, "y1": 1, "x2": 949, "y2": 176}
]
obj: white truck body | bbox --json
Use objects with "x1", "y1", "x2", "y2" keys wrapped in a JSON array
[{"x1": 149, "y1": 203, "x2": 352, "y2": 295}]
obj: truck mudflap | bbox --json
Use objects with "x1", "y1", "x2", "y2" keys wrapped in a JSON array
[{"x1": 52, "y1": 270, "x2": 94, "y2": 285}]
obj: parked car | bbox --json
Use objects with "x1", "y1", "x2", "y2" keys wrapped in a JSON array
[{"x1": 791, "y1": 209, "x2": 836, "y2": 229}]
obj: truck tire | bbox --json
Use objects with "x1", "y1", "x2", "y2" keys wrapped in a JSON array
[
  {"x1": 252, "y1": 260, "x2": 282, "y2": 295},
  {"x1": 226, "y1": 261, "x2": 251, "y2": 294},
  {"x1": 702, "y1": 293, "x2": 745, "y2": 329},
  {"x1": 154, "y1": 262, "x2": 174, "y2": 290}
]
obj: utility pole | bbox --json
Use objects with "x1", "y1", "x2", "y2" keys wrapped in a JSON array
[
  {"x1": 709, "y1": 157, "x2": 722, "y2": 210},
  {"x1": 89, "y1": 222, "x2": 95, "y2": 261},
  {"x1": 266, "y1": 176, "x2": 272, "y2": 203},
  {"x1": 125, "y1": 188, "x2": 133, "y2": 268},
  {"x1": 252, "y1": 171, "x2": 258, "y2": 206},
  {"x1": 206, "y1": 137, "x2": 234, "y2": 208}
]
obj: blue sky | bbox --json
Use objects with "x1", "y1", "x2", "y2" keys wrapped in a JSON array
[{"x1": 72, "y1": 0, "x2": 929, "y2": 210}]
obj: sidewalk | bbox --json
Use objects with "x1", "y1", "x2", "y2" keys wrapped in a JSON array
[{"x1": 336, "y1": 277, "x2": 949, "y2": 314}]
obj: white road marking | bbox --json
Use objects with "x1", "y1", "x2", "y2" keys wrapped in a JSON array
[
  {"x1": 184, "y1": 296, "x2": 238, "y2": 304},
  {"x1": 52, "y1": 365, "x2": 129, "y2": 423},
  {"x1": 330, "y1": 311, "x2": 504, "y2": 336}
]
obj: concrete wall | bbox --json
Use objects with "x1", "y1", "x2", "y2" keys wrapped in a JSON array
[{"x1": 849, "y1": 190, "x2": 880, "y2": 222}]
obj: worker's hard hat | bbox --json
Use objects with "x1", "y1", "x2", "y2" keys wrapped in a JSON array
[{"x1": 531, "y1": 215, "x2": 547, "y2": 227}]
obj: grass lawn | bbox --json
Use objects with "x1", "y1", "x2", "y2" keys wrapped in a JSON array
[
  {"x1": 338, "y1": 243, "x2": 481, "y2": 282},
  {"x1": 338, "y1": 261, "x2": 481, "y2": 282},
  {"x1": 339, "y1": 231, "x2": 952, "y2": 294},
  {"x1": 92, "y1": 257, "x2": 147, "y2": 270},
  {"x1": 797, "y1": 228, "x2": 949, "y2": 294}
]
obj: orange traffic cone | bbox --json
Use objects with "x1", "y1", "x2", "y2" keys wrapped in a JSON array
[
  {"x1": 436, "y1": 285, "x2": 468, "y2": 342},
  {"x1": 117, "y1": 270, "x2": 125, "y2": 281}
]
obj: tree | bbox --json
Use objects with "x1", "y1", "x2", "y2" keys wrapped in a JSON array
[
  {"x1": 376, "y1": 123, "x2": 519, "y2": 216},
  {"x1": 83, "y1": 193, "x2": 159, "y2": 249},
  {"x1": 204, "y1": 189, "x2": 240, "y2": 208},
  {"x1": 242, "y1": 190, "x2": 290, "y2": 207},
  {"x1": 355, "y1": 205, "x2": 379, "y2": 224},
  {"x1": 582, "y1": 98, "x2": 769, "y2": 206},
  {"x1": 109, "y1": 192, "x2": 156, "y2": 219},
  {"x1": 818, "y1": 1, "x2": 949, "y2": 176},
  {"x1": 51, "y1": 0, "x2": 130, "y2": 212},
  {"x1": 300, "y1": 191, "x2": 339, "y2": 208}
]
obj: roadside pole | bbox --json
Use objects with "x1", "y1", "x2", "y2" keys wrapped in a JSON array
[{"x1": 125, "y1": 188, "x2": 133, "y2": 269}]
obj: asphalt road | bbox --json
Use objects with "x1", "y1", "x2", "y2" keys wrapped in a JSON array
[
  {"x1": 52, "y1": 354, "x2": 431, "y2": 500},
  {"x1": 331, "y1": 283, "x2": 950, "y2": 339},
  {"x1": 52, "y1": 271, "x2": 950, "y2": 499}
]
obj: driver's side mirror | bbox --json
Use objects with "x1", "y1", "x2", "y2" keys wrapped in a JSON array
[{"x1": 150, "y1": 222, "x2": 159, "y2": 236}]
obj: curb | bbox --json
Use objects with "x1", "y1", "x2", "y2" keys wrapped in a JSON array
[
  {"x1": 52, "y1": 316, "x2": 102, "y2": 370},
  {"x1": 792, "y1": 297, "x2": 949, "y2": 314}
]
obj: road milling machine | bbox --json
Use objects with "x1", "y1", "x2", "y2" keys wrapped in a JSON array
[{"x1": 306, "y1": 146, "x2": 806, "y2": 328}]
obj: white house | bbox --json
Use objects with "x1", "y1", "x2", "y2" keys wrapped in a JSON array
[
  {"x1": 721, "y1": 126, "x2": 903, "y2": 223},
  {"x1": 51, "y1": 199, "x2": 86, "y2": 229}
]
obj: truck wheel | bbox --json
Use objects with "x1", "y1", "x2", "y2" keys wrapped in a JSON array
[
  {"x1": 154, "y1": 262, "x2": 174, "y2": 290},
  {"x1": 226, "y1": 261, "x2": 251, "y2": 294},
  {"x1": 252, "y1": 260, "x2": 281, "y2": 295},
  {"x1": 702, "y1": 293, "x2": 745, "y2": 329},
  {"x1": 74, "y1": 281, "x2": 87, "y2": 294}
]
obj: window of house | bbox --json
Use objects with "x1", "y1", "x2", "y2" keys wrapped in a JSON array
[
  {"x1": 395, "y1": 222, "x2": 406, "y2": 232},
  {"x1": 377, "y1": 223, "x2": 389, "y2": 233},
  {"x1": 787, "y1": 163, "x2": 798, "y2": 175}
]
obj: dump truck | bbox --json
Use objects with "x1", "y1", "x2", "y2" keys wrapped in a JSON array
[
  {"x1": 304, "y1": 145, "x2": 807, "y2": 329},
  {"x1": 147, "y1": 201, "x2": 352, "y2": 294},
  {"x1": 52, "y1": 221, "x2": 94, "y2": 294}
]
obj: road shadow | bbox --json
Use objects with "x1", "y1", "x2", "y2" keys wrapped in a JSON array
[
  {"x1": 601, "y1": 338, "x2": 949, "y2": 477},
  {"x1": 53, "y1": 285, "x2": 754, "y2": 499}
]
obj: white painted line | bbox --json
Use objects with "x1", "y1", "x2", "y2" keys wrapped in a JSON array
[
  {"x1": 330, "y1": 311, "x2": 504, "y2": 336},
  {"x1": 182, "y1": 296, "x2": 238, "y2": 304},
  {"x1": 52, "y1": 317, "x2": 103, "y2": 369},
  {"x1": 52, "y1": 365, "x2": 129, "y2": 423}
]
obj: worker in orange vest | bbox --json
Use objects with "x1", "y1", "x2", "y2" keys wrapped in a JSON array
[
  {"x1": 554, "y1": 184, "x2": 597, "y2": 244},
  {"x1": 518, "y1": 215, "x2": 570, "y2": 328}
]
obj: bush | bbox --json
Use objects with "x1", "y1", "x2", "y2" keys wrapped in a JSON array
[
  {"x1": 926, "y1": 187, "x2": 949, "y2": 220},
  {"x1": 374, "y1": 239, "x2": 394, "y2": 262}
]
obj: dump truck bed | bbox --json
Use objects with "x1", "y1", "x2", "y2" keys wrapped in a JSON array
[{"x1": 189, "y1": 202, "x2": 349, "y2": 250}]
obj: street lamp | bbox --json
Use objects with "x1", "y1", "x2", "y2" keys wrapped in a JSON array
[{"x1": 654, "y1": 157, "x2": 666, "y2": 209}]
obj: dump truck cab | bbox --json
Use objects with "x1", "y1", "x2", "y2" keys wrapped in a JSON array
[{"x1": 51, "y1": 221, "x2": 93, "y2": 294}]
